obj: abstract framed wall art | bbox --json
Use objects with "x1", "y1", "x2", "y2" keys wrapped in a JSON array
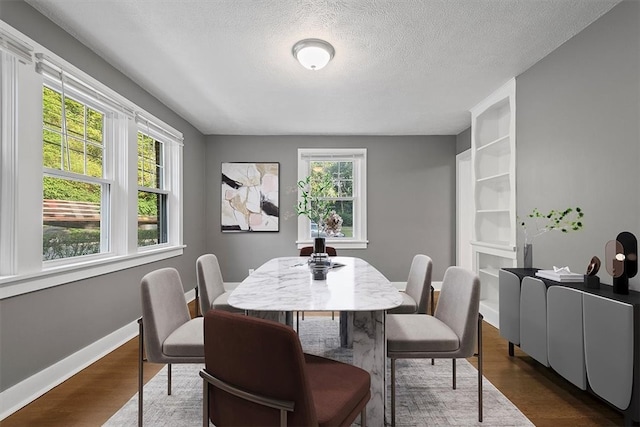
[{"x1": 221, "y1": 162, "x2": 279, "y2": 232}]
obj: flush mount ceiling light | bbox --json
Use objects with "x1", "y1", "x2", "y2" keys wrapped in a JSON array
[{"x1": 292, "y1": 39, "x2": 335, "y2": 71}]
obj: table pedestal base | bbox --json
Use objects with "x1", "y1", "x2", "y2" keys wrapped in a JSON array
[
  {"x1": 353, "y1": 310, "x2": 386, "y2": 427},
  {"x1": 247, "y1": 310, "x2": 387, "y2": 426}
]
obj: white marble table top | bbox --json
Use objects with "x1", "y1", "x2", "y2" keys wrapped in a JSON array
[{"x1": 229, "y1": 256, "x2": 402, "y2": 312}]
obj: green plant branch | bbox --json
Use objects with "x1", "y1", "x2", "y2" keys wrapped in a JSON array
[
  {"x1": 296, "y1": 174, "x2": 332, "y2": 225},
  {"x1": 520, "y1": 207, "x2": 584, "y2": 244}
]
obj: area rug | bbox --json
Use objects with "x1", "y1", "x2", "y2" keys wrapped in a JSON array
[{"x1": 104, "y1": 317, "x2": 533, "y2": 426}]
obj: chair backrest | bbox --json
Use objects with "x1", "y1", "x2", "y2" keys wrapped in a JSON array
[
  {"x1": 140, "y1": 268, "x2": 191, "y2": 363},
  {"x1": 404, "y1": 254, "x2": 433, "y2": 314},
  {"x1": 299, "y1": 246, "x2": 337, "y2": 256},
  {"x1": 196, "y1": 254, "x2": 226, "y2": 315},
  {"x1": 204, "y1": 310, "x2": 317, "y2": 426},
  {"x1": 434, "y1": 266, "x2": 481, "y2": 357}
]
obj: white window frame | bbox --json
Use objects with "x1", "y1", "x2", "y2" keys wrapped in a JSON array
[
  {"x1": 41, "y1": 77, "x2": 115, "y2": 262},
  {"x1": 135, "y1": 116, "x2": 183, "y2": 251},
  {"x1": 0, "y1": 22, "x2": 184, "y2": 300},
  {"x1": 297, "y1": 148, "x2": 367, "y2": 250}
]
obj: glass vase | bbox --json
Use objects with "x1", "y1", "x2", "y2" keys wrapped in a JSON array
[
  {"x1": 523, "y1": 243, "x2": 533, "y2": 269},
  {"x1": 314, "y1": 237, "x2": 326, "y2": 254}
]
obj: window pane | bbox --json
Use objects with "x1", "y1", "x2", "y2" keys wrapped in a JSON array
[
  {"x1": 67, "y1": 137, "x2": 85, "y2": 174},
  {"x1": 65, "y1": 97, "x2": 85, "y2": 138},
  {"x1": 137, "y1": 133, "x2": 163, "y2": 189},
  {"x1": 326, "y1": 200, "x2": 353, "y2": 238},
  {"x1": 43, "y1": 177, "x2": 102, "y2": 260},
  {"x1": 87, "y1": 108, "x2": 103, "y2": 144},
  {"x1": 43, "y1": 86, "x2": 62, "y2": 132},
  {"x1": 138, "y1": 190, "x2": 167, "y2": 246},
  {"x1": 309, "y1": 160, "x2": 354, "y2": 198},
  {"x1": 86, "y1": 142, "x2": 103, "y2": 178},
  {"x1": 309, "y1": 162, "x2": 336, "y2": 198},
  {"x1": 340, "y1": 179, "x2": 353, "y2": 196},
  {"x1": 42, "y1": 86, "x2": 105, "y2": 178},
  {"x1": 305, "y1": 159, "x2": 356, "y2": 239},
  {"x1": 43, "y1": 130, "x2": 62, "y2": 170}
]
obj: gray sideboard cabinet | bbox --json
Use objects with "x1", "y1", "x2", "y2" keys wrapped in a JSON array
[{"x1": 499, "y1": 268, "x2": 640, "y2": 425}]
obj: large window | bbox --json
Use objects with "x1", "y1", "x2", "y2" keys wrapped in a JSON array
[
  {"x1": 297, "y1": 148, "x2": 367, "y2": 249},
  {"x1": 42, "y1": 83, "x2": 110, "y2": 260},
  {"x1": 0, "y1": 24, "x2": 184, "y2": 299},
  {"x1": 137, "y1": 131, "x2": 167, "y2": 247}
]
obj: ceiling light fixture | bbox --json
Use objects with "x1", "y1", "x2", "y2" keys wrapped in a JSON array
[{"x1": 292, "y1": 39, "x2": 335, "y2": 71}]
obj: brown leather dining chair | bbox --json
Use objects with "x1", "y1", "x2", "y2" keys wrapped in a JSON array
[
  {"x1": 200, "y1": 309, "x2": 371, "y2": 427},
  {"x1": 299, "y1": 246, "x2": 337, "y2": 256}
]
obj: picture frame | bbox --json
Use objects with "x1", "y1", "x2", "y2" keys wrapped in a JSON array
[{"x1": 221, "y1": 162, "x2": 279, "y2": 232}]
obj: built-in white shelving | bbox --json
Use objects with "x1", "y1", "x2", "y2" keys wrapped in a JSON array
[{"x1": 470, "y1": 78, "x2": 517, "y2": 328}]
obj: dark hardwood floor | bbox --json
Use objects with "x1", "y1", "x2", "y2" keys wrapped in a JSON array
[{"x1": 2, "y1": 302, "x2": 627, "y2": 426}]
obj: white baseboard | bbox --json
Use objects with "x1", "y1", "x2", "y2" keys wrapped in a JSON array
[
  {"x1": 224, "y1": 281, "x2": 241, "y2": 291},
  {"x1": 0, "y1": 289, "x2": 196, "y2": 421},
  {"x1": 391, "y1": 281, "x2": 406, "y2": 290}
]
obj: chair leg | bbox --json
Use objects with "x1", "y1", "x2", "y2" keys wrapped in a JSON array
[
  {"x1": 452, "y1": 359, "x2": 456, "y2": 390},
  {"x1": 478, "y1": 314, "x2": 484, "y2": 422},
  {"x1": 138, "y1": 319, "x2": 144, "y2": 427},
  {"x1": 431, "y1": 286, "x2": 435, "y2": 365},
  {"x1": 195, "y1": 286, "x2": 200, "y2": 317},
  {"x1": 296, "y1": 311, "x2": 299, "y2": 334},
  {"x1": 391, "y1": 358, "x2": 396, "y2": 427},
  {"x1": 430, "y1": 285, "x2": 435, "y2": 315},
  {"x1": 202, "y1": 376, "x2": 209, "y2": 427},
  {"x1": 361, "y1": 405, "x2": 367, "y2": 427},
  {"x1": 168, "y1": 364, "x2": 172, "y2": 395}
]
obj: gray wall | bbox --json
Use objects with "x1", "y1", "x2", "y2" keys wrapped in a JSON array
[
  {"x1": 205, "y1": 135, "x2": 457, "y2": 283},
  {"x1": 456, "y1": 127, "x2": 471, "y2": 154},
  {"x1": 516, "y1": 0, "x2": 640, "y2": 289},
  {"x1": 0, "y1": 2, "x2": 207, "y2": 390}
]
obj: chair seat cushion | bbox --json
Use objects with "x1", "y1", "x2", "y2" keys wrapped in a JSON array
[
  {"x1": 304, "y1": 353, "x2": 371, "y2": 427},
  {"x1": 163, "y1": 317, "x2": 204, "y2": 357},
  {"x1": 387, "y1": 292, "x2": 418, "y2": 314},
  {"x1": 212, "y1": 292, "x2": 244, "y2": 313},
  {"x1": 387, "y1": 314, "x2": 460, "y2": 354}
]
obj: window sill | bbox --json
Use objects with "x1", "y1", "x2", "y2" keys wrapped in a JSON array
[
  {"x1": 0, "y1": 245, "x2": 185, "y2": 299},
  {"x1": 296, "y1": 240, "x2": 368, "y2": 250}
]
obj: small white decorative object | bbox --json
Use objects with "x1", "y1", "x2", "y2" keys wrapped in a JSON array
[{"x1": 535, "y1": 267, "x2": 584, "y2": 282}]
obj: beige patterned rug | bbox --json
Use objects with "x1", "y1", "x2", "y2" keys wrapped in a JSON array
[{"x1": 105, "y1": 317, "x2": 533, "y2": 426}]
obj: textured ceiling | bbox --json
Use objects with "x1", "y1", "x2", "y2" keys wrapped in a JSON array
[{"x1": 25, "y1": 0, "x2": 620, "y2": 136}]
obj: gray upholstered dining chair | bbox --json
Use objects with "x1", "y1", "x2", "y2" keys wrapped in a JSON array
[
  {"x1": 386, "y1": 266, "x2": 483, "y2": 426},
  {"x1": 388, "y1": 254, "x2": 433, "y2": 314},
  {"x1": 139, "y1": 267, "x2": 205, "y2": 427},
  {"x1": 196, "y1": 253, "x2": 243, "y2": 315}
]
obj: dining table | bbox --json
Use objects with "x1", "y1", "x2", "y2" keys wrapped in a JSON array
[{"x1": 228, "y1": 256, "x2": 402, "y2": 427}]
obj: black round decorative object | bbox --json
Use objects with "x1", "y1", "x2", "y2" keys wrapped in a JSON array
[
  {"x1": 584, "y1": 256, "x2": 601, "y2": 289},
  {"x1": 606, "y1": 231, "x2": 637, "y2": 295}
]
